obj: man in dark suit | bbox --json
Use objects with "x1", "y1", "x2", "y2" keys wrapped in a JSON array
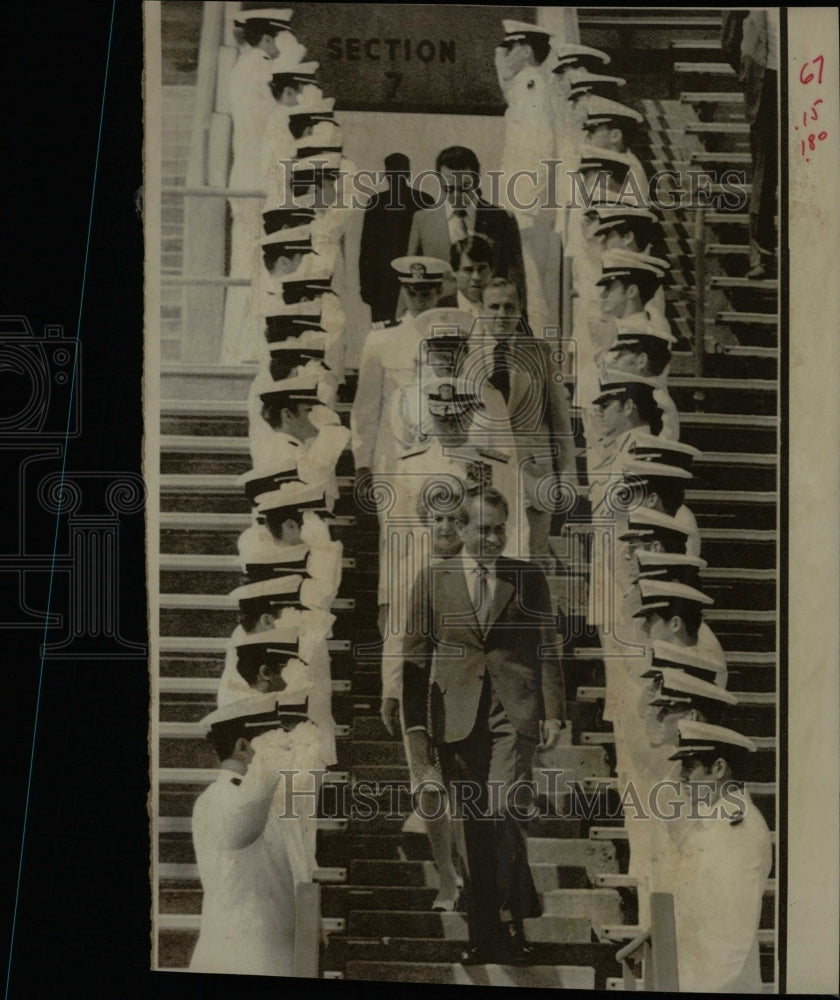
[
  {"x1": 359, "y1": 153, "x2": 436, "y2": 321},
  {"x1": 407, "y1": 146, "x2": 527, "y2": 316},
  {"x1": 402, "y1": 486, "x2": 566, "y2": 963}
]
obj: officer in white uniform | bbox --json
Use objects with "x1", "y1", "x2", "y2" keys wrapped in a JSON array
[
  {"x1": 249, "y1": 374, "x2": 349, "y2": 506},
  {"x1": 260, "y1": 60, "x2": 321, "y2": 201},
  {"x1": 668, "y1": 721, "x2": 772, "y2": 993},
  {"x1": 220, "y1": 580, "x2": 339, "y2": 766},
  {"x1": 582, "y1": 95, "x2": 649, "y2": 194},
  {"x1": 189, "y1": 690, "x2": 313, "y2": 976},
  {"x1": 351, "y1": 256, "x2": 450, "y2": 497},
  {"x1": 237, "y1": 481, "x2": 338, "y2": 574},
  {"x1": 223, "y1": 10, "x2": 298, "y2": 359},
  {"x1": 495, "y1": 20, "x2": 560, "y2": 332},
  {"x1": 619, "y1": 643, "x2": 737, "y2": 927}
]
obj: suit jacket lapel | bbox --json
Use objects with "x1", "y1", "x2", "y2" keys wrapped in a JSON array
[
  {"x1": 440, "y1": 560, "x2": 483, "y2": 640},
  {"x1": 484, "y1": 574, "x2": 514, "y2": 635}
]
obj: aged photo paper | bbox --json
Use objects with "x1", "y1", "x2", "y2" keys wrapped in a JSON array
[{"x1": 143, "y1": 4, "x2": 840, "y2": 992}]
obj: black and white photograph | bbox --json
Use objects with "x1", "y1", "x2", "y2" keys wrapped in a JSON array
[{"x1": 141, "y1": 3, "x2": 839, "y2": 993}]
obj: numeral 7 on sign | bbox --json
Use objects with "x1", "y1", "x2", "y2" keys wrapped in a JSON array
[{"x1": 384, "y1": 71, "x2": 403, "y2": 101}]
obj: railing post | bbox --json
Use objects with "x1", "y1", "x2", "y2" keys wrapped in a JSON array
[
  {"x1": 693, "y1": 206, "x2": 707, "y2": 376},
  {"x1": 650, "y1": 891, "x2": 680, "y2": 992},
  {"x1": 293, "y1": 881, "x2": 322, "y2": 978},
  {"x1": 181, "y1": 1, "x2": 227, "y2": 362}
]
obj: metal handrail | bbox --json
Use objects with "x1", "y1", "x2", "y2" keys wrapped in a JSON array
[
  {"x1": 186, "y1": 3, "x2": 225, "y2": 188},
  {"x1": 693, "y1": 205, "x2": 707, "y2": 376}
]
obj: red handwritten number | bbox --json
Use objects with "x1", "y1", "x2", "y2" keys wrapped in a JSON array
[{"x1": 800, "y1": 55, "x2": 825, "y2": 85}]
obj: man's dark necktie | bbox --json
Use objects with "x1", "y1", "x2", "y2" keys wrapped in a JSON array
[{"x1": 490, "y1": 340, "x2": 511, "y2": 403}]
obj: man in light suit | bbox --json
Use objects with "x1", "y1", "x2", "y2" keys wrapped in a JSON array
[
  {"x1": 402, "y1": 487, "x2": 566, "y2": 964},
  {"x1": 474, "y1": 278, "x2": 576, "y2": 556},
  {"x1": 407, "y1": 146, "x2": 527, "y2": 315}
]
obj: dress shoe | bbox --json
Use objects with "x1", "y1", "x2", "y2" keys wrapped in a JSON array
[
  {"x1": 502, "y1": 922, "x2": 537, "y2": 965},
  {"x1": 432, "y1": 892, "x2": 460, "y2": 912},
  {"x1": 458, "y1": 944, "x2": 497, "y2": 966}
]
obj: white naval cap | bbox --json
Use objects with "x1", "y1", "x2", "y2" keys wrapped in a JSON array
[
  {"x1": 255, "y1": 371, "x2": 322, "y2": 405},
  {"x1": 550, "y1": 42, "x2": 610, "y2": 71},
  {"x1": 618, "y1": 505, "x2": 692, "y2": 548},
  {"x1": 415, "y1": 307, "x2": 476, "y2": 343},
  {"x1": 649, "y1": 667, "x2": 738, "y2": 707},
  {"x1": 234, "y1": 9, "x2": 292, "y2": 30},
  {"x1": 201, "y1": 690, "x2": 310, "y2": 737},
  {"x1": 644, "y1": 640, "x2": 728, "y2": 685},
  {"x1": 592, "y1": 369, "x2": 658, "y2": 407},
  {"x1": 230, "y1": 574, "x2": 334, "y2": 611},
  {"x1": 255, "y1": 481, "x2": 333, "y2": 517},
  {"x1": 269, "y1": 59, "x2": 319, "y2": 83},
  {"x1": 391, "y1": 256, "x2": 451, "y2": 286},
  {"x1": 585, "y1": 95, "x2": 645, "y2": 128},
  {"x1": 500, "y1": 20, "x2": 552, "y2": 45},
  {"x1": 608, "y1": 312, "x2": 677, "y2": 348},
  {"x1": 621, "y1": 456, "x2": 693, "y2": 481},
  {"x1": 237, "y1": 461, "x2": 303, "y2": 504},
  {"x1": 423, "y1": 376, "x2": 486, "y2": 416},
  {"x1": 626, "y1": 432, "x2": 703, "y2": 471},
  {"x1": 566, "y1": 69, "x2": 626, "y2": 98},
  {"x1": 260, "y1": 223, "x2": 313, "y2": 255},
  {"x1": 629, "y1": 577, "x2": 714, "y2": 619},
  {"x1": 668, "y1": 719, "x2": 757, "y2": 759},
  {"x1": 633, "y1": 550, "x2": 707, "y2": 580},
  {"x1": 596, "y1": 248, "x2": 670, "y2": 286}
]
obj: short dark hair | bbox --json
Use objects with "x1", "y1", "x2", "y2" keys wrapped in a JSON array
[
  {"x1": 663, "y1": 597, "x2": 703, "y2": 638},
  {"x1": 456, "y1": 484, "x2": 510, "y2": 525},
  {"x1": 260, "y1": 398, "x2": 309, "y2": 431},
  {"x1": 451, "y1": 233, "x2": 495, "y2": 271},
  {"x1": 612, "y1": 216, "x2": 658, "y2": 250},
  {"x1": 236, "y1": 653, "x2": 285, "y2": 688},
  {"x1": 616, "y1": 271, "x2": 661, "y2": 306},
  {"x1": 646, "y1": 476, "x2": 686, "y2": 516},
  {"x1": 264, "y1": 507, "x2": 305, "y2": 540},
  {"x1": 436, "y1": 146, "x2": 481, "y2": 176},
  {"x1": 262, "y1": 244, "x2": 301, "y2": 272},
  {"x1": 242, "y1": 22, "x2": 281, "y2": 47},
  {"x1": 207, "y1": 722, "x2": 247, "y2": 761}
]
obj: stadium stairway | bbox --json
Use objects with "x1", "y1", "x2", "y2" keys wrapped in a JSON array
[
  {"x1": 154, "y1": 356, "x2": 778, "y2": 985},
  {"x1": 154, "y1": 7, "x2": 777, "y2": 987}
]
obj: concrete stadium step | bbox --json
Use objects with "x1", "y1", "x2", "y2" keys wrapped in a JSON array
[
  {"x1": 161, "y1": 401, "x2": 352, "y2": 437},
  {"x1": 159, "y1": 472, "x2": 356, "y2": 515},
  {"x1": 345, "y1": 910, "x2": 592, "y2": 943},
  {"x1": 160, "y1": 434, "x2": 354, "y2": 476},
  {"x1": 347, "y1": 857, "x2": 599, "y2": 895},
  {"x1": 159, "y1": 511, "x2": 360, "y2": 554},
  {"x1": 158, "y1": 552, "x2": 367, "y2": 595},
  {"x1": 160, "y1": 362, "x2": 358, "y2": 404},
  {"x1": 157, "y1": 593, "x2": 361, "y2": 638},
  {"x1": 701, "y1": 345, "x2": 778, "y2": 380},
  {"x1": 666, "y1": 376, "x2": 777, "y2": 415},
  {"x1": 340, "y1": 957, "x2": 600, "y2": 988},
  {"x1": 681, "y1": 91, "x2": 744, "y2": 106}
]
